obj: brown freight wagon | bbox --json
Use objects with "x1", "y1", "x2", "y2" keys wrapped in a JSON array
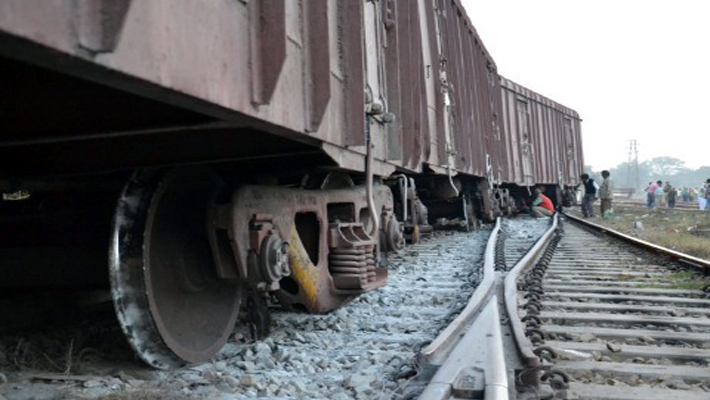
[
  {"x1": 0, "y1": 0, "x2": 582, "y2": 368},
  {"x1": 498, "y1": 76, "x2": 584, "y2": 205}
]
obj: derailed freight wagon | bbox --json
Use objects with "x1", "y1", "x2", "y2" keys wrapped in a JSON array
[
  {"x1": 0, "y1": 0, "x2": 582, "y2": 368},
  {"x1": 498, "y1": 76, "x2": 584, "y2": 207},
  {"x1": 385, "y1": 0, "x2": 508, "y2": 226}
]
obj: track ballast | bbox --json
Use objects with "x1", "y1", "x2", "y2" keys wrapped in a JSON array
[{"x1": 0, "y1": 229, "x2": 490, "y2": 400}]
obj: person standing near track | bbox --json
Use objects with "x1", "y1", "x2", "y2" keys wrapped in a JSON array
[
  {"x1": 579, "y1": 173, "x2": 598, "y2": 218},
  {"x1": 598, "y1": 170, "x2": 614, "y2": 218},
  {"x1": 655, "y1": 181, "x2": 664, "y2": 207},
  {"x1": 699, "y1": 185, "x2": 707, "y2": 211},
  {"x1": 644, "y1": 182, "x2": 656, "y2": 208},
  {"x1": 664, "y1": 182, "x2": 677, "y2": 209},
  {"x1": 645, "y1": 181, "x2": 658, "y2": 208}
]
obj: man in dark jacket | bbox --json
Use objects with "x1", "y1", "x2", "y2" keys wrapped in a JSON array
[{"x1": 580, "y1": 173, "x2": 597, "y2": 218}]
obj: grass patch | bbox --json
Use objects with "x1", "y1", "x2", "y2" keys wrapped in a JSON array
[
  {"x1": 639, "y1": 269, "x2": 710, "y2": 290},
  {"x1": 643, "y1": 231, "x2": 710, "y2": 259}
]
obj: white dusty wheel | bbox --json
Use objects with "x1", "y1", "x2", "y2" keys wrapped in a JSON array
[{"x1": 110, "y1": 168, "x2": 241, "y2": 369}]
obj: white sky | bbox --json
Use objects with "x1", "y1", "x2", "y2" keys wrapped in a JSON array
[{"x1": 461, "y1": 0, "x2": 710, "y2": 170}]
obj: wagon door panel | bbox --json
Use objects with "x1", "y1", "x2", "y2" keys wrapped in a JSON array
[{"x1": 516, "y1": 98, "x2": 535, "y2": 186}]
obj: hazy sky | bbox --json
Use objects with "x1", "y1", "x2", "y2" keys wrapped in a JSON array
[{"x1": 462, "y1": 0, "x2": 710, "y2": 171}]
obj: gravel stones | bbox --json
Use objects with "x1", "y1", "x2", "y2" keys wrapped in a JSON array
[
  {"x1": 555, "y1": 348, "x2": 594, "y2": 361},
  {"x1": 239, "y1": 374, "x2": 259, "y2": 388},
  {"x1": 639, "y1": 336, "x2": 656, "y2": 344},
  {"x1": 222, "y1": 375, "x2": 240, "y2": 388},
  {"x1": 213, "y1": 361, "x2": 227, "y2": 372},
  {"x1": 670, "y1": 308, "x2": 686, "y2": 317},
  {"x1": 579, "y1": 333, "x2": 596, "y2": 343},
  {"x1": 606, "y1": 342, "x2": 622, "y2": 353},
  {"x1": 0, "y1": 229, "x2": 490, "y2": 400},
  {"x1": 666, "y1": 379, "x2": 692, "y2": 390}
]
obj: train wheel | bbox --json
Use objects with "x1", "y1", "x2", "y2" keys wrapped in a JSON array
[{"x1": 110, "y1": 168, "x2": 241, "y2": 369}]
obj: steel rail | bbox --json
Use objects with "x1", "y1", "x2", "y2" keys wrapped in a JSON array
[
  {"x1": 418, "y1": 214, "x2": 561, "y2": 399},
  {"x1": 419, "y1": 297, "x2": 508, "y2": 400},
  {"x1": 563, "y1": 213, "x2": 710, "y2": 270},
  {"x1": 503, "y1": 213, "x2": 559, "y2": 386},
  {"x1": 417, "y1": 218, "x2": 502, "y2": 400},
  {"x1": 418, "y1": 218, "x2": 501, "y2": 364}
]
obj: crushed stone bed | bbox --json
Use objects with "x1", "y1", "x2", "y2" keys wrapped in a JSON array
[{"x1": 0, "y1": 229, "x2": 490, "y2": 400}]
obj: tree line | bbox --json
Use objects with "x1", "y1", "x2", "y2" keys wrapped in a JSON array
[{"x1": 586, "y1": 157, "x2": 710, "y2": 194}]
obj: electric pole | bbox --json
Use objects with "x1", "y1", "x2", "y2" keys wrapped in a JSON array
[
  {"x1": 628, "y1": 140, "x2": 639, "y2": 192},
  {"x1": 627, "y1": 141, "x2": 632, "y2": 188}
]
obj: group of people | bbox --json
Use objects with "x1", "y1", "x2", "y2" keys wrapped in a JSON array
[
  {"x1": 677, "y1": 185, "x2": 710, "y2": 210},
  {"x1": 645, "y1": 180, "x2": 710, "y2": 210},
  {"x1": 527, "y1": 170, "x2": 614, "y2": 219},
  {"x1": 679, "y1": 187, "x2": 701, "y2": 203},
  {"x1": 526, "y1": 173, "x2": 710, "y2": 218},
  {"x1": 578, "y1": 171, "x2": 614, "y2": 218},
  {"x1": 644, "y1": 181, "x2": 678, "y2": 208}
]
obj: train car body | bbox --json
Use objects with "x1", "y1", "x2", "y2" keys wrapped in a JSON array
[
  {"x1": 499, "y1": 77, "x2": 584, "y2": 189},
  {"x1": 0, "y1": 0, "x2": 495, "y2": 179},
  {"x1": 0, "y1": 0, "x2": 583, "y2": 368}
]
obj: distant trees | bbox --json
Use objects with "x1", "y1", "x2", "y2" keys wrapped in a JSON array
[
  {"x1": 606, "y1": 157, "x2": 709, "y2": 194},
  {"x1": 644, "y1": 157, "x2": 689, "y2": 177},
  {"x1": 684, "y1": 166, "x2": 710, "y2": 187}
]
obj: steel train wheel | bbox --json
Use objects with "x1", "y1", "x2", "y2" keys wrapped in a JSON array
[{"x1": 110, "y1": 168, "x2": 241, "y2": 369}]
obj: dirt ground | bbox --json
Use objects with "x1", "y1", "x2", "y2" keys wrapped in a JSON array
[{"x1": 565, "y1": 203, "x2": 710, "y2": 261}]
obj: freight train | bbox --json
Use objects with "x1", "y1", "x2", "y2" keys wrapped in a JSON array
[{"x1": 0, "y1": 0, "x2": 583, "y2": 368}]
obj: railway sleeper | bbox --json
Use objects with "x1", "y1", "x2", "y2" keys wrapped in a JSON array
[
  {"x1": 555, "y1": 360, "x2": 710, "y2": 386},
  {"x1": 545, "y1": 340, "x2": 710, "y2": 366}
]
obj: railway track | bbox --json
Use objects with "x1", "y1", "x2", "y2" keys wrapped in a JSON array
[
  {"x1": 417, "y1": 213, "x2": 710, "y2": 400},
  {"x1": 3, "y1": 214, "x2": 709, "y2": 400},
  {"x1": 500, "y1": 219, "x2": 551, "y2": 271},
  {"x1": 416, "y1": 217, "x2": 554, "y2": 400},
  {"x1": 613, "y1": 199, "x2": 705, "y2": 212},
  {"x1": 533, "y1": 216, "x2": 710, "y2": 399}
]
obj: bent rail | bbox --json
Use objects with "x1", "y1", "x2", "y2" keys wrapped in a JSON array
[
  {"x1": 419, "y1": 219, "x2": 501, "y2": 365},
  {"x1": 503, "y1": 213, "x2": 559, "y2": 385},
  {"x1": 418, "y1": 215, "x2": 560, "y2": 399}
]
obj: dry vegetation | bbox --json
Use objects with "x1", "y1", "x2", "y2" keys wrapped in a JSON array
[{"x1": 641, "y1": 269, "x2": 710, "y2": 290}]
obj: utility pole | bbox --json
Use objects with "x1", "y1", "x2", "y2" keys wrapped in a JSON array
[
  {"x1": 628, "y1": 140, "x2": 639, "y2": 192},
  {"x1": 627, "y1": 141, "x2": 633, "y2": 188},
  {"x1": 634, "y1": 141, "x2": 639, "y2": 191}
]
